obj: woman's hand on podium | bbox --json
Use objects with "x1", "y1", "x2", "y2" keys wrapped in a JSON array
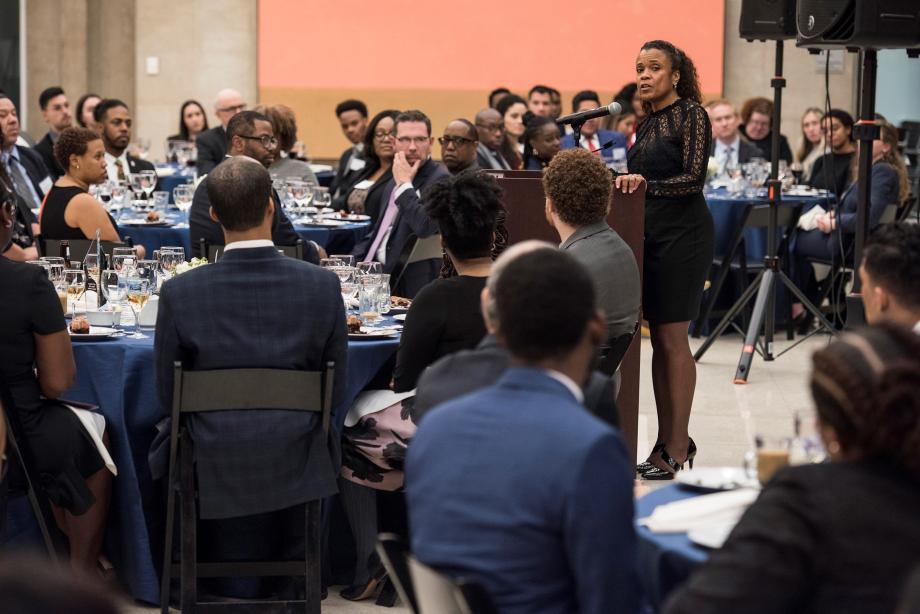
[{"x1": 615, "y1": 173, "x2": 645, "y2": 194}]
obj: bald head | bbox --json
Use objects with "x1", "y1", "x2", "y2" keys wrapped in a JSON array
[
  {"x1": 214, "y1": 89, "x2": 246, "y2": 127},
  {"x1": 475, "y1": 107, "x2": 504, "y2": 150}
]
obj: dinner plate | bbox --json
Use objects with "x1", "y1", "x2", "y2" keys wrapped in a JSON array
[
  {"x1": 392, "y1": 314, "x2": 406, "y2": 322},
  {"x1": 68, "y1": 326, "x2": 119, "y2": 341},
  {"x1": 348, "y1": 328, "x2": 399, "y2": 340},
  {"x1": 322, "y1": 212, "x2": 371, "y2": 222},
  {"x1": 120, "y1": 218, "x2": 173, "y2": 227},
  {"x1": 676, "y1": 467, "x2": 759, "y2": 493},
  {"x1": 688, "y1": 523, "x2": 736, "y2": 550},
  {"x1": 303, "y1": 219, "x2": 349, "y2": 227}
]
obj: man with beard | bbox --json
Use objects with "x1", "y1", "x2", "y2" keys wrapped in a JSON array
[{"x1": 93, "y1": 98, "x2": 156, "y2": 183}]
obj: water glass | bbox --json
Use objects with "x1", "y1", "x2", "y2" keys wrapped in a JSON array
[
  {"x1": 112, "y1": 247, "x2": 137, "y2": 275},
  {"x1": 357, "y1": 261, "x2": 382, "y2": 275},
  {"x1": 376, "y1": 273, "x2": 391, "y2": 314},
  {"x1": 358, "y1": 284, "x2": 381, "y2": 324},
  {"x1": 331, "y1": 254, "x2": 355, "y2": 267},
  {"x1": 152, "y1": 190, "x2": 170, "y2": 211},
  {"x1": 101, "y1": 270, "x2": 127, "y2": 333},
  {"x1": 173, "y1": 185, "x2": 193, "y2": 213}
]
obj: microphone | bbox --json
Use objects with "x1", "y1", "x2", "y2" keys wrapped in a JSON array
[{"x1": 556, "y1": 101, "x2": 623, "y2": 126}]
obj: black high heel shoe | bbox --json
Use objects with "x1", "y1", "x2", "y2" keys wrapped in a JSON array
[
  {"x1": 340, "y1": 555, "x2": 388, "y2": 601},
  {"x1": 636, "y1": 442, "x2": 665, "y2": 474},
  {"x1": 641, "y1": 438, "x2": 697, "y2": 481}
]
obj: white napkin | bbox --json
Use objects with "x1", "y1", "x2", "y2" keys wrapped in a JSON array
[
  {"x1": 797, "y1": 205, "x2": 827, "y2": 231},
  {"x1": 138, "y1": 295, "x2": 159, "y2": 327},
  {"x1": 63, "y1": 404, "x2": 117, "y2": 476},
  {"x1": 638, "y1": 488, "x2": 758, "y2": 533},
  {"x1": 345, "y1": 389, "x2": 415, "y2": 427}
]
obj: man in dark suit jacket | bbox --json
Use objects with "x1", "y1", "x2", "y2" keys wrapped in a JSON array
[
  {"x1": 351, "y1": 110, "x2": 449, "y2": 297},
  {"x1": 93, "y1": 98, "x2": 156, "y2": 183},
  {"x1": 330, "y1": 99, "x2": 368, "y2": 198},
  {"x1": 34, "y1": 86, "x2": 73, "y2": 179},
  {"x1": 406, "y1": 245, "x2": 640, "y2": 614},
  {"x1": 559, "y1": 90, "x2": 628, "y2": 161},
  {"x1": 196, "y1": 89, "x2": 247, "y2": 175},
  {"x1": 708, "y1": 99, "x2": 764, "y2": 173},
  {"x1": 1, "y1": 94, "x2": 52, "y2": 207},
  {"x1": 153, "y1": 157, "x2": 346, "y2": 592},
  {"x1": 474, "y1": 108, "x2": 511, "y2": 170},
  {"x1": 190, "y1": 110, "x2": 319, "y2": 263}
]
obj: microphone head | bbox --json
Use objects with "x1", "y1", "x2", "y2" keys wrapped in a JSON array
[{"x1": 606, "y1": 101, "x2": 623, "y2": 116}]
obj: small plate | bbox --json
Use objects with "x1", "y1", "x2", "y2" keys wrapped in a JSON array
[
  {"x1": 120, "y1": 218, "x2": 172, "y2": 227},
  {"x1": 688, "y1": 523, "x2": 736, "y2": 550},
  {"x1": 304, "y1": 219, "x2": 349, "y2": 227},
  {"x1": 392, "y1": 314, "x2": 406, "y2": 322},
  {"x1": 348, "y1": 328, "x2": 399, "y2": 340},
  {"x1": 676, "y1": 467, "x2": 759, "y2": 493},
  {"x1": 322, "y1": 212, "x2": 371, "y2": 222},
  {"x1": 69, "y1": 325, "x2": 119, "y2": 341}
]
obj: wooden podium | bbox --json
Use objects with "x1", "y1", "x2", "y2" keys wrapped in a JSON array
[{"x1": 485, "y1": 169, "x2": 645, "y2": 460}]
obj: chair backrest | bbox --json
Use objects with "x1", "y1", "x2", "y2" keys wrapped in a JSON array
[
  {"x1": 41, "y1": 239, "x2": 124, "y2": 263},
  {"x1": 390, "y1": 233, "x2": 442, "y2": 293},
  {"x1": 408, "y1": 555, "x2": 498, "y2": 614},
  {"x1": 172, "y1": 362, "x2": 334, "y2": 435},
  {"x1": 744, "y1": 203, "x2": 796, "y2": 229},
  {"x1": 202, "y1": 238, "x2": 305, "y2": 263},
  {"x1": 376, "y1": 533, "x2": 419, "y2": 614},
  {"x1": 897, "y1": 196, "x2": 918, "y2": 223},
  {"x1": 597, "y1": 322, "x2": 639, "y2": 377},
  {"x1": 879, "y1": 202, "x2": 899, "y2": 225}
]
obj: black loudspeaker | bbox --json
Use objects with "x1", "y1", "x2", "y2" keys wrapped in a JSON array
[
  {"x1": 740, "y1": 0, "x2": 797, "y2": 41},
  {"x1": 797, "y1": 0, "x2": 920, "y2": 49}
]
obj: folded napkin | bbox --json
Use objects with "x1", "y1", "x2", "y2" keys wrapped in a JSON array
[
  {"x1": 797, "y1": 205, "x2": 827, "y2": 231},
  {"x1": 345, "y1": 389, "x2": 415, "y2": 427},
  {"x1": 63, "y1": 404, "x2": 118, "y2": 476},
  {"x1": 639, "y1": 488, "x2": 758, "y2": 534}
]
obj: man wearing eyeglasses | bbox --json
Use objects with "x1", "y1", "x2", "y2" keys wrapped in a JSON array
[
  {"x1": 189, "y1": 110, "x2": 320, "y2": 264},
  {"x1": 440, "y1": 119, "x2": 479, "y2": 175},
  {"x1": 196, "y1": 89, "x2": 247, "y2": 175},
  {"x1": 474, "y1": 108, "x2": 511, "y2": 171},
  {"x1": 351, "y1": 109, "x2": 449, "y2": 297}
]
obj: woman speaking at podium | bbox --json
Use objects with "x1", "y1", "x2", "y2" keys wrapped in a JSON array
[{"x1": 618, "y1": 40, "x2": 713, "y2": 480}]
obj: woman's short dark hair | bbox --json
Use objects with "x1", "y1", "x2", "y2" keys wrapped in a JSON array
[
  {"x1": 362, "y1": 109, "x2": 400, "y2": 170},
  {"x1": 543, "y1": 149, "x2": 611, "y2": 227},
  {"x1": 424, "y1": 171, "x2": 503, "y2": 260},
  {"x1": 614, "y1": 83, "x2": 637, "y2": 104},
  {"x1": 54, "y1": 127, "x2": 101, "y2": 172},
  {"x1": 810, "y1": 322, "x2": 920, "y2": 479},
  {"x1": 177, "y1": 99, "x2": 209, "y2": 141},
  {"x1": 75, "y1": 93, "x2": 100, "y2": 128},
  {"x1": 640, "y1": 40, "x2": 703, "y2": 110}
]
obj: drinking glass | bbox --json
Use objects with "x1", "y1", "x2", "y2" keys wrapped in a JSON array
[
  {"x1": 112, "y1": 247, "x2": 137, "y2": 275},
  {"x1": 156, "y1": 249, "x2": 183, "y2": 287},
  {"x1": 133, "y1": 138, "x2": 151, "y2": 160},
  {"x1": 129, "y1": 173, "x2": 145, "y2": 201},
  {"x1": 64, "y1": 269, "x2": 86, "y2": 314},
  {"x1": 152, "y1": 190, "x2": 170, "y2": 211},
  {"x1": 358, "y1": 283, "x2": 381, "y2": 324},
  {"x1": 340, "y1": 281, "x2": 359, "y2": 310},
  {"x1": 110, "y1": 183, "x2": 128, "y2": 217},
  {"x1": 320, "y1": 257, "x2": 346, "y2": 269},
  {"x1": 287, "y1": 180, "x2": 311, "y2": 220},
  {"x1": 357, "y1": 261, "x2": 382, "y2": 275},
  {"x1": 313, "y1": 186, "x2": 331, "y2": 215},
  {"x1": 124, "y1": 276, "x2": 151, "y2": 338},
  {"x1": 26, "y1": 260, "x2": 52, "y2": 277},
  {"x1": 331, "y1": 254, "x2": 355, "y2": 267},
  {"x1": 173, "y1": 185, "x2": 194, "y2": 214},
  {"x1": 140, "y1": 170, "x2": 158, "y2": 200},
  {"x1": 100, "y1": 270, "x2": 127, "y2": 334},
  {"x1": 134, "y1": 260, "x2": 158, "y2": 287},
  {"x1": 376, "y1": 273, "x2": 391, "y2": 314}
]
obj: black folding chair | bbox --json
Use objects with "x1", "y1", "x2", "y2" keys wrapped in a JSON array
[
  {"x1": 0, "y1": 384, "x2": 67, "y2": 564},
  {"x1": 376, "y1": 533, "x2": 418, "y2": 613},
  {"x1": 41, "y1": 238, "x2": 128, "y2": 263},
  {"x1": 407, "y1": 554, "x2": 499, "y2": 614},
  {"x1": 198, "y1": 238, "x2": 305, "y2": 263},
  {"x1": 160, "y1": 362, "x2": 335, "y2": 613},
  {"x1": 389, "y1": 234, "x2": 443, "y2": 294}
]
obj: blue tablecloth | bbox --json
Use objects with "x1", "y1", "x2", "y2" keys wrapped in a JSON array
[
  {"x1": 636, "y1": 485, "x2": 710, "y2": 611},
  {"x1": 4, "y1": 324, "x2": 399, "y2": 604}
]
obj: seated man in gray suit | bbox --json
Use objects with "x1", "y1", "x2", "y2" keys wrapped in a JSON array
[
  {"x1": 544, "y1": 148, "x2": 641, "y2": 390},
  {"x1": 153, "y1": 156, "x2": 346, "y2": 597}
]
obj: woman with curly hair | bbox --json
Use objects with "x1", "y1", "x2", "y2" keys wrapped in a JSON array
[
  {"x1": 619, "y1": 40, "x2": 714, "y2": 479},
  {"x1": 664, "y1": 323, "x2": 920, "y2": 614}
]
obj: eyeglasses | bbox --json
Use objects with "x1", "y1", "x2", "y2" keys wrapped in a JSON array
[
  {"x1": 239, "y1": 135, "x2": 279, "y2": 149},
  {"x1": 374, "y1": 130, "x2": 394, "y2": 140},
  {"x1": 438, "y1": 136, "x2": 476, "y2": 148},
  {"x1": 396, "y1": 136, "x2": 431, "y2": 146},
  {"x1": 218, "y1": 103, "x2": 247, "y2": 114}
]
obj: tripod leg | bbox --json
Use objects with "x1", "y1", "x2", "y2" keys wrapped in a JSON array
[
  {"x1": 778, "y1": 271, "x2": 837, "y2": 333},
  {"x1": 734, "y1": 270, "x2": 776, "y2": 384},
  {"x1": 694, "y1": 271, "x2": 764, "y2": 362}
]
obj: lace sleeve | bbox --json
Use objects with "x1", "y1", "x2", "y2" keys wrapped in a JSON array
[{"x1": 648, "y1": 103, "x2": 712, "y2": 198}]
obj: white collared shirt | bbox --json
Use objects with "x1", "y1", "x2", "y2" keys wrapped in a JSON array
[
  {"x1": 542, "y1": 369, "x2": 585, "y2": 404},
  {"x1": 222, "y1": 239, "x2": 275, "y2": 252},
  {"x1": 913, "y1": 321, "x2": 920, "y2": 335},
  {"x1": 104, "y1": 151, "x2": 131, "y2": 182},
  {"x1": 579, "y1": 133, "x2": 600, "y2": 152},
  {"x1": 714, "y1": 136, "x2": 741, "y2": 171}
]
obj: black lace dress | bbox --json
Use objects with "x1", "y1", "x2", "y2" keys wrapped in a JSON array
[{"x1": 627, "y1": 98, "x2": 714, "y2": 323}]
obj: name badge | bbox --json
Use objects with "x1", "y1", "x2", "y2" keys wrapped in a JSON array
[
  {"x1": 349, "y1": 157, "x2": 366, "y2": 172},
  {"x1": 39, "y1": 176, "x2": 53, "y2": 194},
  {"x1": 353, "y1": 179, "x2": 374, "y2": 190}
]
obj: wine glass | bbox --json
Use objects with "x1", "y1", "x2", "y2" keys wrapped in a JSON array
[
  {"x1": 331, "y1": 254, "x2": 355, "y2": 267},
  {"x1": 140, "y1": 170, "x2": 158, "y2": 201},
  {"x1": 100, "y1": 270, "x2": 127, "y2": 335},
  {"x1": 313, "y1": 186, "x2": 331, "y2": 216},
  {"x1": 129, "y1": 173, "x2": 145, "y2": 202},
  {"x1": 110, "y1": 182, "x2": 128, "y2": 218},
  {"x1": 112, "y1": 247, "x2": 137, "y2": 275},
  {"x1": 124, "y1": 276, "x2": 151, "y2": 338},
  {"x1": 320, "y1": 257, "x2": 346, "y2": 269},
  {"x1": 156, "y1": 249, "x2": 182, "y2": 287},
  {"x1": 357, "y1": 261, "x2": 383, "y2": 275},
  {"x1": 287, "y1": 181, "x2": 311, "y2": 221},
  {"x1": 133, "y1": 138, "x2": 151, "y2": 160},
  {"x1": 64, "y1": 269, "x2": 86, "y2": 314},
  {"x1": 173, "y1": 185, "x2": 193, "y2": 214}
]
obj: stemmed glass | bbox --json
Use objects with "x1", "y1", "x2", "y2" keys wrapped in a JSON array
[
  {"x1": 112, "y1": 247, "x2": 137, "y2": 275},
  {"x1": 173, "y1": 185, "x2": 193, "y2": 214},
  {"x1": 110, "y1": 182, "x2": 128, "y2": 218},
  {"x1": 357, "y1": 261, "x2": 382, "y2": 275},
  {"x1": 288, "y1": 180, "x2": 312, "y2": 222},
  {"x1": 320, "y1": 257, "x2": 346, "y2": 269},
  {"x1": 64, "y1": 269, "x2": 86, "y2": 314},
  {"x1": 140, "y1": 170, "x2": 158, "y2": 201},
  {"x1": 124, "y1": 276, "x2": 151, "y2": 338},
  {"x1": 156, "y1": 249, "x2": 183, "y2": 288},
  {"x1": 331, "y1": 254, "x2": 355, "y2": 267},
  {"x1": 313, "y1": 186, "x2": 331, "y2": 217},
  {"x1": 100, "y1": 270, "x2": 127, "y2": 335}
]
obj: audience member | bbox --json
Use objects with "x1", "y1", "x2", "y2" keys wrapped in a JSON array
[
  {"x1": 808, "y1": 108, "x2": 856, "y2": 196},
  {"x1": 664, "y1": 323, "x2": 920, "y2": 614},
  {"x1": 860, "y1": 224, "x2": 920, "y2": 330},
  {"x1": 610, "y1": 106, "x2": 638, "y2": 141},
  {"x1": 406, "y1": 246, "x2": 640, "y2": 614},
  {"x1": 93, "y1": 98, "x2": 156, "y2": 183},
  {"x1": 331, "y1": 99, "x2": 369, "y2": 198},
  {"x1": 196, "y1": 88, "x2": 247, "y2": 174},
  {"x1": 414, "y1": 241, "x2": 621, "y2": 427},
  {"x1": 35, "y1": 86, "x2": 73, "y2": 179},
  {"x1": 548, "y1": 87, "x2": 562, "y2": 119},
  {"x1": 40, "y1": 127, "x2": 135, "y2": 251},
  {"x1": 256, "y1": 104, "x2": 318, "y2": 183},
  {"x1": 544, "y1": 148, "x2": 641, "y2": 389},
  {"x1": 488, "y1": 87, "x2": 511, "y2": 109},
  {"x1": 0, "y1": 94, "x2": 47, "y2": 252},
  {"x1": 706, "y1": 99, "x2": 764, "y2": 174},
  {"x1": 474, "y1": 108, "x2": 511, "y2": 170},
  {"x1": 439, "y1": 119, "x2": 479, "y2": 175},
  {"x1": 740, "y1": 97, "x2": 793, "y2": 163},
  {"x1": 796, "y1": 107, "x2": 825, "y2": 182},
  {"x1": 527, "y1": 85, "x2": 554, "y2": 117},
  {"x1": 522, "y1": 115, "x2": 561, "y2": 170},
  {"x1": 496, "y1": 94, "x2": 527, "y2": 169},
  {"x1": 1, "y1": 197, "x2": 113, "y2": 574},
  {"x1": 189, "y1": 110, "x2": 318, "y2": 262},
  {"x1": 560, "y1": 90, "x2": 628, "y2": 158},
  {"x1": 74, "y1": 93, "x2": 101, "y2": 131},
  {"x1": 0, "y1": 166, "x2": 39, "y2": 261},
  {"x1": 350, "y1": 109, "x2": 449, "y2": 297},
  {"x1": 333, "y1": 109, "x2": 399, "y2": 223},
  {"x1": 153, "y1": 156, "x2": 346, "y2": 598},
  {"x1": 167, "y1": 99, "x2": 209, "y2": 144},
  {"x1": 614, "y1": 82, "x2": 644, "y2": 120}
]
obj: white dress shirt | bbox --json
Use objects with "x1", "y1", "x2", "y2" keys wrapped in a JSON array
[
  {"x1": 543, "y1": 369, "x2": 585, "y2": 404},
  {"x1": 223, "y1": 239, "x2": 275, "y2": 253},
  {"x1": 714, "y1": 136, "x2": 741, "y2": 172}
]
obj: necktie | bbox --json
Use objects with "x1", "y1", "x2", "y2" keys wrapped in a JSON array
[
  {"x1": 7, "y1": 158, "x2": 41, "y2": 210},
  {"x1": 364, "y1": 186, "x2": 401, "y2": 261},
  {"x1": 116, "y1": 159, "x2": 126, "y2": 182}
]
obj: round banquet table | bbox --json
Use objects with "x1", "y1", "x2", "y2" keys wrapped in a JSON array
[
  {"x1": 153, "y1": 164, "x2": 336, "y2": 199},
  {"x1": 2, "y1": 323, "x2": 400, "y2": 604},
  {"x1": 636, "y1": 484, "x2": 712, "y2": 611}
]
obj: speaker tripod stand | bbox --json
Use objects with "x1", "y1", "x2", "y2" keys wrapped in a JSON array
[{"x1": 693, "y1": 40, "x2": 836, "y2": 383}]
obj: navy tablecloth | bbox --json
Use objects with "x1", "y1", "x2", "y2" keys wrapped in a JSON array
[
  {"x1": 636, "y1": 485, "x2": 710, "y2": 611},
  {"x1": 4, "y1": 326, "x2": 399, "y2": 604}
]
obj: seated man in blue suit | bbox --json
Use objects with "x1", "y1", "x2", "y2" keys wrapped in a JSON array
[
  {"x1": 560, "y1": 90, "x2": 628, "y2": 161},
  {"x1": 406, "y1": 243, "x2": 641, "y2": 614},
  {"x1": 351, "y1": 109, "x2": 449, "y2": 298},
  {"x1": 154, "y1": 156, "x2": 347, "y2": 597}
]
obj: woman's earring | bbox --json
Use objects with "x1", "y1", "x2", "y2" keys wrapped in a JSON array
[
  {"x1": 827, "y1": 440, "x2": 841, "y2": 455},
  {"x1": 75, "y1": 165, "x2": 80, "y2": 170}
]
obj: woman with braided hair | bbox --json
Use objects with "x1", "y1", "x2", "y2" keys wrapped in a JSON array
[{"x1": 664, "y1": 322, "x2": 920, "y2": 614}]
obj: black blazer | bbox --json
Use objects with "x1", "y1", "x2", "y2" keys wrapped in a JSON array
[
  {"x1": 188, "y1": 165, "x2": 318, "y2": 263},
  {"x1": 126, "y1": 154, "x2": 155, "y2": 175},
  {"x1": 413, "y1": 335, "x2": 620, "y2": 428},
  {"x1": 351, "y1": 157, "x2": 450, "y2": 297},
  {"x1": 152, "y1": 246, "x2": 347, "y2": 518},
  {"x1": 709, "y1": 138, "x2": 765, "y2": 165},
  {"x1": 13, "y1": 145, "x2": 51, "y2": 200},
  {"x1": 331, "y1": 145, "x2": 363, "y2": 197},
  {"x1": 34, "y1": 132, "x2": 63, "y2": 180},
  {"x1": 195, "y1": 126, "x2": 227, "y2": 175}
]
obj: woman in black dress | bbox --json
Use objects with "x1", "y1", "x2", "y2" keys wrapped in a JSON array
[
  {"x1": 807, "y1": 108, "x2": 856, "y2": 197},
  {"x1": 621, "y1": 40, "x2": 713, "y2": 479},
  {"x1": 664, "y1": 323, "x2": 920, "y2": 614},
  {"x1": 0, "y1": 196, "x2": 112, "y2": 572}
]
